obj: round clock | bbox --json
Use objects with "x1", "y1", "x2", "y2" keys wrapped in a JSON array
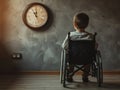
[{"x1": 22, "y1": 3, "x2": 48, "y2": 29}]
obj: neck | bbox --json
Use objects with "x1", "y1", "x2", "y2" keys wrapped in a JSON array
[{"x1": 76, "y1": 28, "x2": 85, "y2": 32}]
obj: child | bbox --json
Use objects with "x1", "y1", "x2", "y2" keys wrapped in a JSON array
[{"x1": 62, "y1": 12, "x2": 94, "y2": 82}]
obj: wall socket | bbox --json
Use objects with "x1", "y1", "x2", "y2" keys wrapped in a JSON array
[{"x1": 12, "y1": 53, "x2": 22, "y2": 59}]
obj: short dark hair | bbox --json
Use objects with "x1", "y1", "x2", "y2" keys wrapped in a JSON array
[{"x1": 74, "y1": 13, "x2": 89, "y2": 29}]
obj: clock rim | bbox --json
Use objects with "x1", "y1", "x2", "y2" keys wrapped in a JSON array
[{"x1": 22, "y1": 2, "x2": 48, "y2": 30}]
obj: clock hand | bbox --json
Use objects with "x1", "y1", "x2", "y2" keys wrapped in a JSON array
[
  {"x1": 32, "y1": 9, "x2": 37, "y2": 18},
  {"x1": 35, "y1": 11, "x2": 37, "y2": 17},
  {"x1": 34, "y1": 12, "x2": 37, "y2": 18}
]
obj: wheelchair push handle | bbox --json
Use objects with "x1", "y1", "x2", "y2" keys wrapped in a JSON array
[
  {"x1": 68, "y1": 32, "x2": 70, "y2": 40},
  {"x1": 94, "y1": 32, "x2": 97, "y2": 36},
  {"x1": 94, "y1": 32, "x2": 97, "y2": 41}
]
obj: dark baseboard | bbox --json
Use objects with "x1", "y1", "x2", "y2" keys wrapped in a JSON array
[{"x1": 0, "y1": 71, "x2": 120, "y2": 75}]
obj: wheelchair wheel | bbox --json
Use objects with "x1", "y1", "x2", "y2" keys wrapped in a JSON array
[
  {"x1": 96, "y1": 52, "x2": 103, "y2": 87},
  {"x1": 60, "y1": 50, "x2": 64, "y2": 84},
  {"x1": 60, "y1": 50, "x2": 68, "y2": 87},
  {"x1": 63, "y1": 58, "x2": 67, "y2": 87},
  {"x1": 91, "y1": 61, "x2": 97, "y2": 77}
]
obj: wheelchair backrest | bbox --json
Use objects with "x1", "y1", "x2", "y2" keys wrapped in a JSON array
[{"x1": 68, "y1": 32, "x2": 96, "y2": 65}]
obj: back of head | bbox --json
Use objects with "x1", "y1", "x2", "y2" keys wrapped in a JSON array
[{"x1": 73, "y1": 12, "x2": 89, "y2": 29}]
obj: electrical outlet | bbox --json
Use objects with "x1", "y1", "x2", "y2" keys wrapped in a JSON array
[{"x1": 12, "y1": 53, "x2": 22, "y2": 59}]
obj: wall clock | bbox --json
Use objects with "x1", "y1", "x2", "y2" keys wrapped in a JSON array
[{"x1": 22, "y1": 2, "x2": 48, "y2": 29}]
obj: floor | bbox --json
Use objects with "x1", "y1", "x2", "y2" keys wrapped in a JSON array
[{"x1": 0, "y1": 75, "x2": 120, "y2": 90}]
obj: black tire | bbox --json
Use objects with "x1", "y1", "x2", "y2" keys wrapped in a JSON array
[
  {"x1": 63, "y1": 59, "x2": 67, "y2": 87},
  {"x1": 60, "y1": 50, "x2": 64, "y2": 84},
  {"x1": 96, "y1": 52, "x2": 103, "y2": 87}
]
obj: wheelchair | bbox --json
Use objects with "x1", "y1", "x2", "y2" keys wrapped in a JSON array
[{"x1": 60, "y1": 32, "x2": 103, "y2": 87}]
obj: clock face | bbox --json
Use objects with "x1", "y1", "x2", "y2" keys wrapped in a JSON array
[{"x1": 23, "y1": 3, "x2": 48, "y2": 29}]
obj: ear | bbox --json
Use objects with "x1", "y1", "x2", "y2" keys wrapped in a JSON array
[{"x1": 74, "y1": 22, "x2": 78, "y2": 29}]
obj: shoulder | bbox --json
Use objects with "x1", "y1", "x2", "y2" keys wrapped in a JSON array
[
  {"x1": 85, "y1": 31, "x2": 93, "y2": 35},
  {"x1": 70, "y1": 31, "x2": 77, "y2": 34},
  {"x1": 84, "y1": 31, "x2": 94, "y2": 39},
  {"x1": 69, "y1": 31, "x2": 80, "y2": 36}
]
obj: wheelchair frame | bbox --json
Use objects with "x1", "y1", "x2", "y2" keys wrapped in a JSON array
[{"x1": 60, "y1": 32, "x2": 103, "y2": 87}]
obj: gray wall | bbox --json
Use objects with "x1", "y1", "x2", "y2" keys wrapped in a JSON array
[{"x1": 0, "y1": 0, "x2": 120, "y2": 72}]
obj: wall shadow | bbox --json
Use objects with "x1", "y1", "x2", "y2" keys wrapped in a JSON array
[{"x1": 0, "y1": 0, "x2": 21, "y2": 90}]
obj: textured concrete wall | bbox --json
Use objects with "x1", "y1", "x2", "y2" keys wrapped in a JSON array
[{"x1": 0, "y1": 0, "x2": 120, "y2": 72}]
